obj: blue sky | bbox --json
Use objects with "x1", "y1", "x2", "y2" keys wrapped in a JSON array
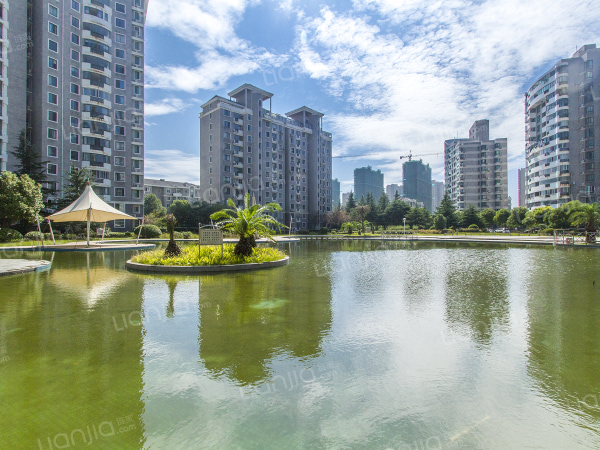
[{"x1": 143, "y1": 0, "x2": 600, "y2": 205}]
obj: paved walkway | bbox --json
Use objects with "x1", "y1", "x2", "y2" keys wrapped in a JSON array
[{"x1": 0, "y1": 259, "x2": 51, "y2": 277}]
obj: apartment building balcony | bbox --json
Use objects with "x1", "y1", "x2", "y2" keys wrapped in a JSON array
[
  {"x1": 82, "y1": 30, "x2": 112, "y2": 47},
  {"x1": 233, "y1": 172, "x2": 243, "y2": 179},
  {"x1": 233, "y1": 129, "x2": 243, "y2": 136},
  {"x1": 233, "y1": 162, "x2": 244, "y2": 169}
]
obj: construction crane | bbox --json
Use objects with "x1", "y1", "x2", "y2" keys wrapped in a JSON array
[{"x1": 399, "y1": 150, "x2": 442, "y2": 162}]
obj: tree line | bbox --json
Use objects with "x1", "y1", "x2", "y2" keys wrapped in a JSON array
[{"x1": 326, "y1": 191, "x2": 600, "y2": 233}]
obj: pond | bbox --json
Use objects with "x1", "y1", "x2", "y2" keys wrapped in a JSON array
[{"x1": 1, "y1": 241, "x2": 599, "y2": 449}]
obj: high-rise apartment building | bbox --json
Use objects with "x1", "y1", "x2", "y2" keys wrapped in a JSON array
[
  {"x1": 332, "y1": 178, "x2": 340, "y2": 208},
  {"x1": 525, "y1": 44, "x2": 600, "y2": 208},
  {"x1": 432, "y1": 180, "x2": 445, "y2": 211},
  {"x1": 403, "y1": 159, "x2": 432, "y2": 211},
  {"x1": 342, "y1": 192, "x2": 351, "y2": 207},
  {"x1": 199, "y1": 84, "x2": 333, "y2": 230},
  {"x1": 354, "y1": 166, "x2": 383, "y2": 201},
  {"x1": 386, "y1": 183, "x2": 402, "y2": 201},
  {"x1": 444, "y1": 120, "x2": 509, "y2": 211},
  {"x1": 2, "y1": 0, "x2": 147, "y2": 228}
]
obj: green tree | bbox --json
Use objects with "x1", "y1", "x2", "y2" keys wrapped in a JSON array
[
  {"x1": 507, "y1": 207, "x2": 529, "y2": 230},
  {"x1": 480, "y1": 208, "x2": 496, "y2": 229},
  {"x1": 345, "y1": 192, "x2": 356, "y2": 213},
  {"x1": 461, "y1": 205, "x2": 481, "y2": 228},
  {"x1": 571, "y1": 203, "x2": 600, "y2": 237},
  {"x1": 10, "y1": 130, "x2": 46, "y2": 185},
  {"x1": 168, "y1": 199, "x2": 192, "y2": 228},
  {"x1": 164, "y1": 213, "x2": 182, "y2": 257},
  {"x1": 326, "y1": 207, "x2": 349, "y2": 230},
  {"x1": 435, "y1": 192, "x2": 458, "y2": 228},
  {"x1": 55, "y1": 165, "x2": 93, "y2": 210},
  {"x1": 210, "y1": 194, "x2": 286, "y2": 257},
  {"x1": 433, "y1": 214, "x2": 447, "y2": 230},
  {"x1": 355, "y1": 205, "x2": 370, "y2": 234},
  {"x1": 0, "y1": 172, "x2": 44, "y2": 227},
  {"x1": 144, "y1": 194, "x2": 166, "y2": 216},
  {"x1": 377, "y1": 193, "x2": 390, "y2": 228},
  {"x1": 407, "y1": 207, "x2": 432, "y2": 229},
  {"x1": 494, "y1": 209, "x2": 510, "y2": 227},
  {"x1": 547, "y1": 205, "x2": 572, "y2": 230},
  {"x1": 384, "y1": 199, "x2": 410, "y2": 226},
  {"x1": 365, "y1": 193, "x2": 378, "y2": 226}
]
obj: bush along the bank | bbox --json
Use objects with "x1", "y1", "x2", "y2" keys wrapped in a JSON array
[
  {"x1": 132, "y1": 244, "x2": 286, "y2": 266},
  {"x1": 24, "y1": 231, "x2": 44, "y2": 241},
  {"x1": 0, "y1": 228, "x2": 23, "y2": 242},
  {"x1": 133, "y1": 224, "x2": 162, "y2": 238}
]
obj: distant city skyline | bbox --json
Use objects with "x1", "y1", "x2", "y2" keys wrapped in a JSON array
[{"x1": 142, "y1": 1, "x2": 600, "y2": 208}]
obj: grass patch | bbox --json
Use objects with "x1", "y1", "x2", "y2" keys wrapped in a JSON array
[{"x1": 131, "y1": 244, "x2": 287, "y2": 266}]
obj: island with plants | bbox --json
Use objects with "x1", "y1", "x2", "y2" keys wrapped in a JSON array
[{"x1": 126, "y1": 195, "x2": 289, "y2": 273}]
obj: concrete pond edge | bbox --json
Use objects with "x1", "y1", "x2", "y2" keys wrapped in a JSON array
[{"x1": 126, "y1": 256, "x2": 289, "y2": 274}]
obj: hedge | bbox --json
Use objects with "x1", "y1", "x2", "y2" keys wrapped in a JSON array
[
  {"x1": 133, "y1": 224, "x2": 162, "y2": 239},
  {"x1": 0, "y1": 228, "x2": 23, "y2": 242}
]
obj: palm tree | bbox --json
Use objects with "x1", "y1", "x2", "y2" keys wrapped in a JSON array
[
  {"x1": 164, "y1": 213, "x2": 182, "y2": 257},
  {"x1": 571, "y1": 203, "x2": 600, "y2": 243},
  {"x1": 210, "y1": 194, "x2": 286, "y2": 257}
]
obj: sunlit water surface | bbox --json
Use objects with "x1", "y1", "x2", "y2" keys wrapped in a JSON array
[{"x1": 1, "y1": 241, "x2": 599, "y2": 449}]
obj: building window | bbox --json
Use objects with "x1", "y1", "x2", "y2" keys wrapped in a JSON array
[
  {"x1": 71, "y1": 117, "x2": 79, "y2": 127},
  {"x1": 70, "y1": 150, "x2": 79, "y2": 161},
  {"x1": 71, "y1": 16, "x2": 80, "y2": 28},
  {"x1": 48, "y1": 75, "x2": 58, "y2": 88},
  {"x1": 115, "y1": 111, "x2": 125, "y2": 120},
  {"x1": 114, "y1": 172, "x2": 125, "y2": 182},
  {"x1": 115, "y1": 188, "x2": 125, "y2": 197},
  {"x1": 48, "y1": 111, "x2": 58, "y2": 122},
  {"x1": 115, "y1": 79, "x2": 125, "y2": 89},
  {"x1": 49, "y1": 57, "x2": 58, "y2": 70},
  {"x1": 133, "y1": 145, "x2": 141, "y2": 154},
  {"x1": 71, "y1": 0, "x2": 80, "y2": 12},
  {"x1": 70, "y1": 134, "x2": 79, "y2": 144},
  {"x1": 115, "y1": 3, "x2": 126, "y2": 13},
  {"x1": 48, "y1": 22, "x2": 58, "y2": 35},
  {"x1": 47, "y1": 164, "x2": 58, "y2": 175},
  {"x1": 115, "y1": 33, "x2": 125, "y2": 44},
  {"x1": 133, "y1": 56, "x2": 142, "y2": 66},
  {"x1": 49, "y1": 4, "x2": 59, "y2": 18},
  {"x1": 114, "y1": 157, "x2": 125, "y2": 166},
  {"x1": 71, "y1": 33, "x2": 80, "y2": 45},
  {"x1": 115, "y1": 95, "x2": 125, "y2": 105},
  {"x1": 47, "y1": 146, "x2": 58, "y2": 157},
  {"x1": 47, "y1": 128, "x2": 58, "y2": 140},
  {"x1": 115, "y1": 64, "x2": 125, "y2": 74},
  {"x1": 70, "y1": 100, "x2": 79, "y2": 111},
  {"x1": 71, "y1": 50, "x2": 80, "y2": 61},
  {"x1": 48, "y1": 40, "x2": 58, "y2": 52},
  {"x1": 115, "y1": 126, "x2": 125, "y2": 135},
  {"x1": 71, "y1": 66, "x2": 79, "y2": 78},
  {"x1": 115, "y1": 49, "x2": 125, "y2": 59},
  {"x1": 115, "y1": 18, "x2": 126, "y2": 29},
  {"x1": 70, "y1": 83, "x2": 79, "y2": 95}
]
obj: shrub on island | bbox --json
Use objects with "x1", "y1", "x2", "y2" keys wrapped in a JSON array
[{"x1": 132, "y1": 244, "x2": 286, "y2": 266}]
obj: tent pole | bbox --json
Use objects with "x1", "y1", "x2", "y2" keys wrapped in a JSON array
[
  {"x1": 136, "y1": 217, "x2": 144, "y2": 245},
  {"x1": 87, "y1": 206, "x2": 92, "y2": 247},
  {"x1": 101, "y1": 222, "x2": 107, "y2": 244},
  {"x1": 47, "y1": 219, "x2": 56, "y2": 245}
]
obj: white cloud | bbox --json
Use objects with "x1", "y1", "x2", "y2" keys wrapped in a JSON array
[
  {"x1": 145, "y1": 98, "x2": 189, "y2": 117},
  {"x1": 145, "y1": 0, "x2": 287, "y2": 93},
  {"x1": 144, "y1": 150, "x2": 200, "y2": 184},
  {"x1": 293, "y1": 2, "x2": 600, "y2": 185}
]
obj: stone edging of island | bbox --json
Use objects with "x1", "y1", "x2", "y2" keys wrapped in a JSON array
[{"x1": 125, "y1": 256, "x2": 289, "y2": 274}]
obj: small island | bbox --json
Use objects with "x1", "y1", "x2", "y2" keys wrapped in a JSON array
[{"x1": 126, "y1": 194, "x2": 289, "y2": 274}]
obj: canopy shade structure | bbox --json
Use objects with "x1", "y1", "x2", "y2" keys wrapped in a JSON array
[{"x1": 47, "y1": 184, "x2": 138, "y2": 246}]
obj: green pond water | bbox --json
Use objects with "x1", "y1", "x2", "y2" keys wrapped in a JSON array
[{"x1": 0, "y1": 241, "x2": 599, "y2": 449}]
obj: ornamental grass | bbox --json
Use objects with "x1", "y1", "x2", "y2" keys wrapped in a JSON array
[{"x1": 131, "y1": 244, "x2": 286, "y2": 266}]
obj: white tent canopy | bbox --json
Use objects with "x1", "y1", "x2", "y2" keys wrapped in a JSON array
[{"x1": 47, "y1": 184, "x2": 138, "y2": 246}]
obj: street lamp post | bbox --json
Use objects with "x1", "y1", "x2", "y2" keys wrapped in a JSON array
[{"x1": 403, "y1": 217, "x2": 406, "y2": 239}]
